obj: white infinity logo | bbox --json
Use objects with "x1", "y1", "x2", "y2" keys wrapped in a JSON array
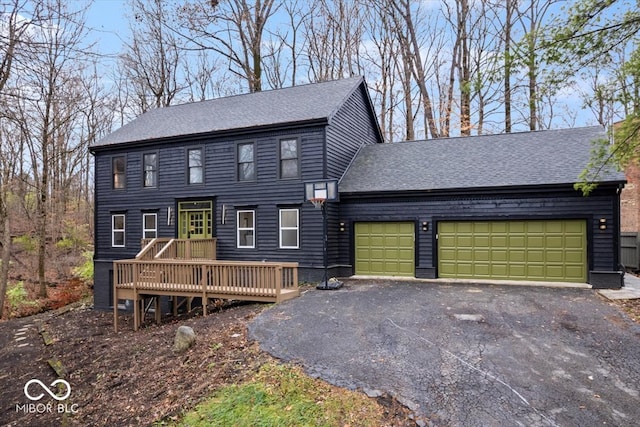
[{"x1": 24, "y1": 379, "x2": 71, "y2": 401}]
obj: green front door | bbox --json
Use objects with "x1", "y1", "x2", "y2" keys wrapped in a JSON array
[
  {"x1": 178, "y1": 201, "x2": 213, "y2": 239},
  {"x1": 355, "y1": 222, "x2": 415, "y2": 277},
  {"x1": 438, "y1": 219, "x2": 587, "y2": 282}
]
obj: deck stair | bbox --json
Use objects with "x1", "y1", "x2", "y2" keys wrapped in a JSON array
[{"x1": 114, "y1": 238, "x2": 299, "y2": 331}]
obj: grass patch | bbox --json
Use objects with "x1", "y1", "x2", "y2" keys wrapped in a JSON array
[{"x1": 176, "y1": 363, "x2": 385, "y2": 427}]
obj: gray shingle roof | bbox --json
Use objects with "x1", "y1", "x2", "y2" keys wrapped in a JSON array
[
  {"x1": 92, "y1": 77, "x2": 365, "y2": 147},
  {"x1": 340, "y1": 126, "x2": 625, "y2": 193}
]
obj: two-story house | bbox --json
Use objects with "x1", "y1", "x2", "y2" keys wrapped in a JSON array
[
  {"x1": 91, "y1": 77, "x2": 627, "y2": 312},
  {"x1": 89, "y1": 77, "x2": 382, "y2": 310}
]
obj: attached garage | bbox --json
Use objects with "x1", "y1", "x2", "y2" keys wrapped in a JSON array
[
  {"x1": 437, "y1": 219, "x2": 587, "y2": 283},
  {"x1": 355, "y1": 222, "x2": 415, "y2": 277},
  {"x1": 339, "y1": 126, "x2": 626, "y2": 288}
]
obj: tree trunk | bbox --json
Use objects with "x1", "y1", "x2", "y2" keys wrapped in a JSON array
[
  {"x1": 504, "y1": 0, "x2": 513, "y2": 133},
  {"x1": 0, "y1": 206, "x2": 11, "y2": 318}
]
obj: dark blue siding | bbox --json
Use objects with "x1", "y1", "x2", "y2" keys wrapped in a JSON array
[{"x1": 326, "y1": 84, "x2": 381, "y2": 180}]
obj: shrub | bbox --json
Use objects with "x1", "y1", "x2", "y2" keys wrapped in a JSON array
[
  {"x1": 72, "y1": 251, "x2": 94, "y2": 284},
  {"x1": 7, "y1": 282, "x2": 29, "y2": 310},
  {"x1": 13, "y1": 235, "x2": 37, "y2": 253}
]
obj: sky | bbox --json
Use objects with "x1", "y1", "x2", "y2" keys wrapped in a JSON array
[
  {"x1": 85, "y1": 0, "x2": 128, "y2": 57},
  {"x1": 79, "y1": 0, "x2": 603, "y2": 132}
]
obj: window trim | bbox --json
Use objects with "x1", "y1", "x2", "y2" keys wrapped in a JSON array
[
  {"x1": 112, "y1": 214, "x2": 126, "y2": 247},
  {"x1": 278, "y1": 137, "x2": 300, "y2": 179},
  {"x1": 236, "y1": 141, "x2": 256, "y2": 182},
  {"x1": 143, "y1": 152, "x2": 158, "y2": 188},
  {"x1": 187, "y1": 147, "x2": 204, "y2": 185},
  {"x1": 237, "y1": 209, "x2": 256, "y2": 249},
  {"x1": 279, "y1": 208, "x2": 299, "y2": 249},
  {"x1": 142, "y1": 213, "x2": 157, "y2": 239},
  {"x1": 112, "y1": 155, "x2": 126, "y2": 190}
]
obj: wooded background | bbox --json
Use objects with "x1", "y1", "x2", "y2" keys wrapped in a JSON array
[{"x1": 0, "y1": 0, "x2": 638, "y2": 313}]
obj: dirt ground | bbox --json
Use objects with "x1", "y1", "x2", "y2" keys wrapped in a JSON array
[{"x1": 0, "y1": 298, "x2": 415, "y2": 427}]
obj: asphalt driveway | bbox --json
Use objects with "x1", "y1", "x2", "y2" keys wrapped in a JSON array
[{"x1": 249, "y1": 280, "x2": 640, "y2": 426}]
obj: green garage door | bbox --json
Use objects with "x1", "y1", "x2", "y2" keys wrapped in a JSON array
[
  {"x1": 355, "y1": 222, "x2": 415, "y2": 277},
  {"x1": 438, "y1": 220, "x2": 587, "y2": 283}
]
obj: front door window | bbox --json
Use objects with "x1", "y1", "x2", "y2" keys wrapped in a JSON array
[{"x1": 178, "y1": 201, "x2": 213, "y2": 239}]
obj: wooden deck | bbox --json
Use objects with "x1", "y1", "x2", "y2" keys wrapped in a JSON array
[{"x1": 113, "y1": 239, "x2": 299, "y2": 331}]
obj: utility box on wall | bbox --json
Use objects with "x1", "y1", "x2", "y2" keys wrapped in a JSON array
[{"x1": 590, "y1": 270, "x2": 624, "y2": 289}]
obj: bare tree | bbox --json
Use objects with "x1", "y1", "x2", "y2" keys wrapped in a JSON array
[
  {"x1": 384, "y1": 0, "x2": 442, "y2": 139},
  {"x1": 304, "y1": 0, "x2": 366, "y2": 82},
  {"x1": 11, "y1": 0, "x2": 94, "y2": 296},
  {"x1": 178, "y1": 0, "x2": 280, "y2": 92},
  {"x1": 361, "y1": 5, "x2": 400, "y2": 142},
  {"x1": 515, "y1": 0, "x2": 561, "y2": 130},
  {"x1": 0, "y1": 0, "x2": 45, "y2": 314},
  {"x1": 120, "y1": 0, "x2": 185, "y2": 115}
]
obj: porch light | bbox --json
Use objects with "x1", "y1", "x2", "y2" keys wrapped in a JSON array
[
  {"x1": 599, "y1": 218, "x2": 607, "y2": 230},
  {"x1": 422, "y1": 221, "x2": 429, "y2": 231}
]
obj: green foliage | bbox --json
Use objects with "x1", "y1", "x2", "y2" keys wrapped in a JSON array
[
  {"x1": 176, "y1": 363, "x2": 384, "y2": 427},
  {"x1": 56, "y1": 221, "x2": 91, "y2": 251},
  {"x1": 575, "y1": 120, "x2": 640, "y2": 195},
  {"x1": 13, "y1": 235, "x2": 37, "y2": 253},
  {"x1": 72, "y1": 251, "x2": 94, "y2": 283},
  {"x1": 7, "y1": 282, "x2": 36, "y2": 310},
  {"x1": 542, "y1": 0, "x2": 640, "y2": 72}
]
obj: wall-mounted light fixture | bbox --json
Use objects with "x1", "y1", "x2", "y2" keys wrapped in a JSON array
[
  {"x1": 167, "y1": 206, "x2": 174, "y2": 226},
  {"x1": 422, "y1": 221, "x2": 429, "y2": 231},
  {"x1": 599, "y1": 218, "x2": 607, "y2": 230},
  {"x1": 339, "y1": 221, "x2": 346, "y2": 232}
]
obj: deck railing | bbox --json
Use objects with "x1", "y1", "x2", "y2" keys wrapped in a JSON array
[
  {"x1": 113, "y1": 258, "x2": 298, "y2": 331},
  {"x1": 138, "y1": 238, "x2": 217, "y2": 260}
]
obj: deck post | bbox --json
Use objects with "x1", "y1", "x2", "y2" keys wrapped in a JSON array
[
  {"x1": 133, "y1": 262, "x2": 140, "y2": 331},
  {"x1": 113, "y1": 263, "x2": 119, "y2": 332},
  {"x1": 154, "y1": 297, "x2": 161, "y2": 324},
  {"x1": 275, "y1": 266, "x2": 282, "y2": 302},
  {"x1": 201, "y1": 264, "x2": 207, "y2": 316}
]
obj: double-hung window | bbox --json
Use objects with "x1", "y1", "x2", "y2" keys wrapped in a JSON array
[
  {"x1": 188, "y1": 148, "x2": 203, "y2": 184},
  {"x1": 143, "y1": 153, "x2": 157, "y2": 188},
  {"x1": 143, "y1": 213, "x2": 157, "y2": 239},
  {"x1": 237, "y1": 210, "x2": 255, "y2": 248},
  {"x1": 112, "y1": 214, "x2": 126, "y2": 247},
  {"x1": 279, "y1": 138, "x2": 299, "y2": 179},
  {"x1": 112, "y1": 156, "x2": 126, "y2": 189},
  {"x1": 279, "y1": 209, "x2": 299, "y2": 249},
  {"x1": 237, "y1": 142, "x2": 255, "y2": 181}
]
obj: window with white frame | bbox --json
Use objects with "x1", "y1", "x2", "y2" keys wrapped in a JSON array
[
  {"x1": 279, "y1": 208, "x2": 299, "y2": 249},
  {"x1": 237, "y1": 210, "x2": 255, "y2": 248},
  {"x1": 143, "y1": 213, "x2": 157, "y2": 239},
  {"x1": 112, "y1": 214, "x2": 125, "y2": 247}
]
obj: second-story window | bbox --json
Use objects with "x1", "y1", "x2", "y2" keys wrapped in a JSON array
[
  {"x1": 238, "y1": 142, "x2": 255, "y2": 181},
  {"x1": 188, "y1": 148, "x2": 204, "y2": 184},
  {"x1": 143, "y1": 153, "x2": 157, "y2": 188},
  {"x1": 280, "y1": 138, "x2": 299, "y2": 179},
  {"x1": 112, "y1": 156, "x2": 126, "y2": 189}
]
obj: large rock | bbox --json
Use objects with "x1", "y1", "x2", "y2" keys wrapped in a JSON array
[{"x1": 172, "y1": 325, "x2": 196, "y2": 353}]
